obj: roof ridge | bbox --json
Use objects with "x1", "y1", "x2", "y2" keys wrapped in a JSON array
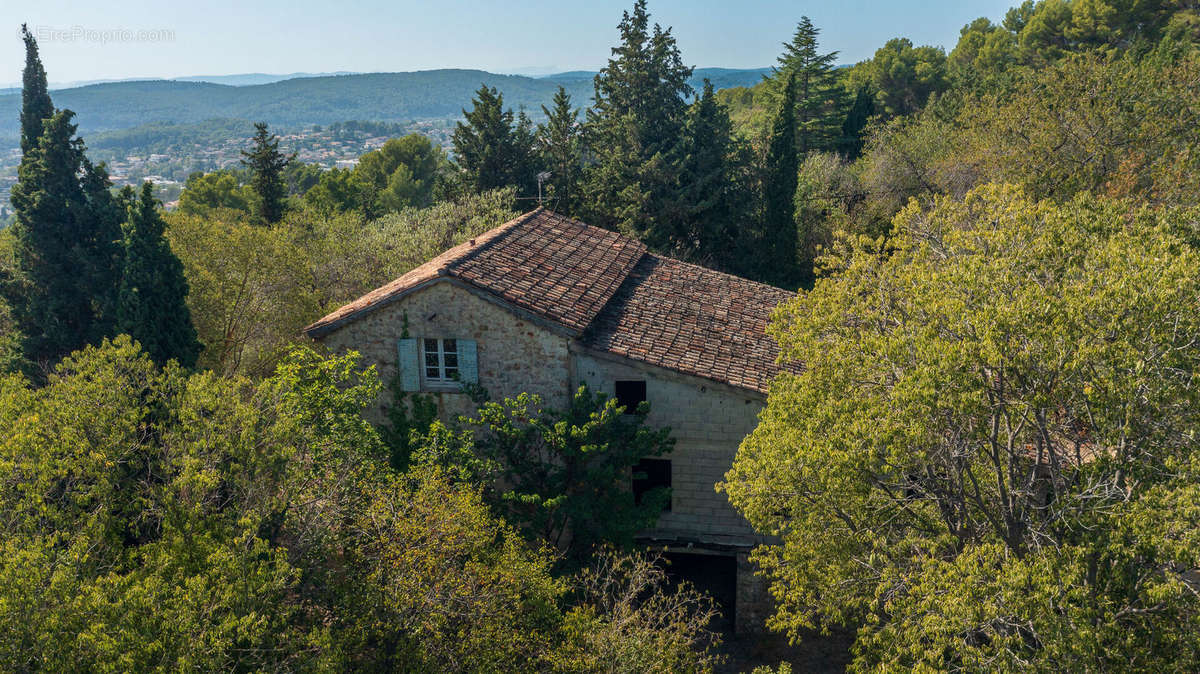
[
  {"x1": 440, "y1": 207, "x2": 544, "y2": 276},
  {"x1": 645, "y1": 251, "x2": 794, "y2": 296}
]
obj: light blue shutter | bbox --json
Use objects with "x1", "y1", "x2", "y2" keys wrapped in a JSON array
[
  {"x1": 458, "y1": 339, "x2": 478, "y2": 384},
  {"x1": 397, "y1": 338, "x2": 420, "y2": 392}
]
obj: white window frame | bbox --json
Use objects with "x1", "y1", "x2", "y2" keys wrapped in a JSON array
[{"x1": 421, "y1": 338, "x2": 460, "y2": 388}]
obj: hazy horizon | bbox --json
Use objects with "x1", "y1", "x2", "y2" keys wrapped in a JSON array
[{"x1": 1, "y1": 0, "x2": 1013, "y2": 84}]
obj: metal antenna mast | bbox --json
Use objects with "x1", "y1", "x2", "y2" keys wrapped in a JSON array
[{"x1": 536, "y1": 171, "x2": 552, "y2": 207}]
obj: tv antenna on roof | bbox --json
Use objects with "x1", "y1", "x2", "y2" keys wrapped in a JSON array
[{"x1": 537, "y1": 171, "x2": 552, "y2": 207}]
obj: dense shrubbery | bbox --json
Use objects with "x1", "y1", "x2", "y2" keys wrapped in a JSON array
[
  {"x1": 165, "y1": 188, "x2": 517, "y2": 377},
  {"x1": 0, "y1": 339, "x2": 723, "y2": 671},
  {"x1": 723, "y1": 185, "x2": 1200, "y2": 670}
]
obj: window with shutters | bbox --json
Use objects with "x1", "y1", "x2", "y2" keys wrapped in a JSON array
[
  {"x1": 422, "y1": 338, "x2": 459, "y2": 384},
  {"x1": 398, "y1": 337, "x2": 477, "y2": 393}
]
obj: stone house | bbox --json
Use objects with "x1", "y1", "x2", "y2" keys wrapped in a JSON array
[{"x1": 303, "y1": 208, "x2": 795, "y2": 632}]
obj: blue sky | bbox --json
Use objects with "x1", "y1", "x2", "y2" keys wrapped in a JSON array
[{"x1": 2, "y1": 0, "x2": 1015, "y2": 84}]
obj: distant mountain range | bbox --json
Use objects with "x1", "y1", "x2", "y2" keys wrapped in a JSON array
[{"x1": 0, "y1": 67, "x2": 772, "y2": 143}]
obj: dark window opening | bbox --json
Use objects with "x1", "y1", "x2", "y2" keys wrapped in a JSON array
[
  {"x1": 633, "y1": 458, "x2": 671, "y2": 511},
  {"x1": 615, "y1": 380, "x2": 647, "y2": 413}
]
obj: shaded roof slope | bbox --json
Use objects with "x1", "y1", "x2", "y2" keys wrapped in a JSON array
[
  {"x1": 581, "y1": 255, "x2": 797, "y2": 394},
  {"x1": 304, "y1": 208, "x2": 645, "y2": 338}
]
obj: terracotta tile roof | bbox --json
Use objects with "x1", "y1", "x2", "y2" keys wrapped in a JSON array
[
  {"x1": 451, "y1": 209, "x2": 646, "y2": 333},
  {"x1": 304, "y1": 208, "x2": 645, "y2": 338},
  {"x1": 305, "y1": 208, "x2": 796, "y2": 394},
  {"x1": 581, "y1": 254, "x2": 796, "y2": 394}
]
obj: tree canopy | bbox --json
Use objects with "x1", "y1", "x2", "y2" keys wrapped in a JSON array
[{"x1": 722, "y1": 184, "x2": 1200, "y2": 670}]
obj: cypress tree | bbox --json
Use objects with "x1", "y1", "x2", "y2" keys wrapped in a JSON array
[
  {"x1": 241, "y1": 122, "x2": 293, "y2": 224},
  {"x1": 80, "y1": 158, "x2": 126, "y2": 335},
  {"x1": 116, "y1": 183, "x2": 201, "y2": 368},
  {"x1": 3, "y1": 29, "x2": 128, "y2": 371},
  {"x1": 19, "y1": 24, "x2": 53, "y2": 155},
  {"x1": 451, "y1": 85, "x2": 535, "y2": 196},
  {"x1": 761, "y1": 73, "x2": 799, "y2": 288},
  {"x1": 769, "y1": 17, "x2": 842, "y2": 156},
  {"x1": 678, "y1": 80, "x2": 741, "y2": 265},
  {"x1": 537, "y1": 87, "x2": 583, "y2": 214},
  {"x1": 838, "y1": 84, "x2": 875, "y2": 159},
  {"x1": 584, "y1": 0, "x2": 693, "y2": 246},
  {"x1": 7, "y1": 111, "x2": 101, "y2": 367}
]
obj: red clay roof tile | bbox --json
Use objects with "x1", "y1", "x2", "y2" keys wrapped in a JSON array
[{"x1": 304, "y1": 208, "x2": 796, "y2": 394}]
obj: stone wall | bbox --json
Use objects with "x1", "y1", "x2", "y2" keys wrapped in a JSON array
[
  {"x1": 572, "y1": 350, "x2": 764, "y2": 544},
  {"x1": 317, "y1": 280, "x2": 774, "y2": 632},
  {"x1": 317, "y1": 280, "x2": 574, "y2": 420}
]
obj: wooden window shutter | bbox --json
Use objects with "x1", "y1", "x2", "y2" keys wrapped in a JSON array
[
  {"x1": 397, "y1": 338, "x2": 420, "y2": 392},
  {"x1": 458, "y1": 339, "x2": 478, "y2": 384}
]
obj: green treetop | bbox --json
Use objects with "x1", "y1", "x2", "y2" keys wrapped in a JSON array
[
  {"x1": 770, "y1": 17, "x2": 843, "y2": 155},
  {"x1": 19, "y1": 24, "x2": 53, "y2": 155},
  {"x1": 240, "y1": 122, "x2": 294, "y2": 224},
  {"x1": 722, "y1": 184, "x2": 1200, "y2": 670},
  {"x1": 115, "y1": 182, "x2": 201, "y2": 369},
  {"x1": 451, "y1": 85, "x2": 536, "y2": 197},
  {"x1": 5, "y1": 110, "x2": 121, "y2": 370},
  {"x1": 537, "y1": 87, "x2": 583, "y2": 215},
  {"x1": 759, "y1": 73, "x2": 799, "y2": 288},
  {"x1": 677, "y1": 80, "x2": 743, "y2": 266},
  {"x1": 584, "y1": 0, "x2": 693, "y2": 246},
  {"x1": 355, "y1": 133, "x2": 445, "y2": 215}
]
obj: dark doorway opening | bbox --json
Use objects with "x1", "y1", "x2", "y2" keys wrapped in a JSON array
[{"x1": 661, "y1": 551, "x2": 737, "y2": 632}]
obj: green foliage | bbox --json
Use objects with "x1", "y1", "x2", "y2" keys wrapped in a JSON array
[
  {"x1": 417, "y1": 385, "x2": 675, "y2": 563},
  {"x1": 115, "y1": 182, "x2": 201, "y2": 368},
  {"x1": 18, "y1": 24, "x2": 52, "y2": 155},
  {"x1": 837, "y1": 85, "x2": 874, "y2": 159},
  {"x1": 537, "y1": 86, "x2": 584, "y2": 215},
  {"x1": 767, "y1": 17, "x2": 844, "y2": 155},
  {"x1": 851, "y1": 37, "x2": 949, "y2": 119},
  {"x1": 583, "y1": 0, "x2": 694, "y2": 247},
  {"x1": 176, "y1": 169, "x2": 252, "y2": 216},
  {"x1": 854, "y1": 45, "x2": 1200, "y2": 238},
  {"x1": 452, "y1": 85, "x2": 537, "y2": 196},
  {"x1": 302, "y1": 166, "x2": 370, "y2": 216},
  {"x1": 551, "y1": 550, "x2": 724, "y2": 673},
  {"x1": 282, "y1": 159, "x2": 324, "y2": 196},
  {"x1": 240, "y1": 121, "x2": 294, "y2": 224},
  {"x1": 380, "y1": 379, "x2": 439, "y2": 471},
  {"x1": 0, "y1": 340, "x2": 720, "y2": 670},
  {"x1": 355, "y1": 133, "x2": 446, "y2": 213},
  {"x1": 675, "y1": 80, "x2": 746, "y2": 268},
  {"x1": 167, "y1": 188, "x2": 518, "y2": 377},
  {"x1": 721, "y1": 184, "x2": 1200, "y2": 670},
  {"x1": 4, "y1": 108, "x2": 123, "y2": 372},
  {"x1": 758, "y1": 73, "x2": 799, "y2": 288}
]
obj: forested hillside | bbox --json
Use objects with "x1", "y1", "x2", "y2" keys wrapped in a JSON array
[{"x1": 0, "y1": 66, "x2": 771, "y2": 139}]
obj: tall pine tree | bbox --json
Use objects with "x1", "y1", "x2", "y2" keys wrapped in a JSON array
[
  {"x1": 116, "y1": 183, "x2": 201, "y2": 368},
  {"x1": 677, "y1": 80, "x2": 743, "y2": 266},
  {"x1": 769, "y1": 17, "x2": 843, "y2": 157},
  {"x1": 19, "y1": 25, "x2": 52, "y2": 155},
  {"x1": 584, "y1": 0, "x2": 693, "y2": 247},
  {"x1": 241, "y1": 122, "x2": 293, "y2": 224},
  {"x1": 4, "y1": 28, "x2": 125, "y2": 372},
  {"x1": 760, "y1": 73, "x2": 799, "y2": 288},
  {"x1": 537, "y1": 87, "x2": 582, "y2": 214},
  {"x1": 452, "y1": 85, "x2": 536, "y2": 196},
  {"x1": 8, "y1": 112, "x2": 105, "y2": 367}
]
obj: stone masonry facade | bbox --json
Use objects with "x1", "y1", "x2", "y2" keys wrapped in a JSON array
[{"x1": 306, "y1": 209, "x2": 795, "y2": 633}]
